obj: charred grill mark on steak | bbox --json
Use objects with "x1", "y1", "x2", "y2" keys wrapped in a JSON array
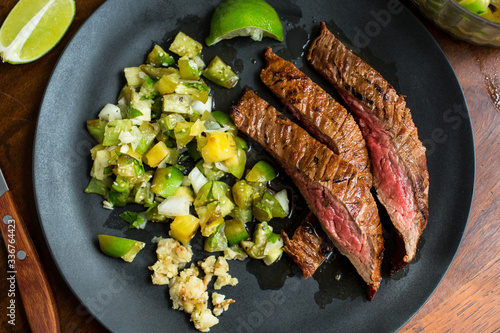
[
  {"x1": 307, "y1": 22, "x2": 429, "y2": 274},
  {"x1": 231, "y1": 90, "x2": 384, "y2": 299},
  {"x1": 281, "y1": 213, "x2": 334, "y2": 279},
  {"x1": 260, "y1": 48, "x2": 372, "y2": 187}
]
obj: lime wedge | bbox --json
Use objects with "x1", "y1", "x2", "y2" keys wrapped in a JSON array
[
  {"x1": 457, "y1": 0, "x2": 490, "y2": 15},
  {"x1": 0, "y1": 0, "x2": 75, "y2": 64},
  {"x1": 98, "y1": 235, "x2": 145, "y2": 262},
  {"x1": 206, "y1": 0, "x2": 283, "y2": 46}
]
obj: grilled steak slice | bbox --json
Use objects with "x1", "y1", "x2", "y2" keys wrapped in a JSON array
[
  {"x1": 281, "y1": 213, "x2": 334, "y2": 279},
  {"x1": 307, "y1": 22, "x2": 429, "y2": 273},
  {"x1": 231, "y1": 90, "x2": 384, "y2": 299},
  {"x1": 261, "y1": 48, "x2": 372, "y2": 187}
]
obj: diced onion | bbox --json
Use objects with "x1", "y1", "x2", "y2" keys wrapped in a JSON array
[
  {"x1": 99, "y1": 103, "x2": 122, "y2": 121},
  {"x1": 188, "y1": 167, "x2": 208, "y2": 194},
  {"x1": 274, "y1": 189, "x2": 289, "y2": 216},
  {"x1": 215, "y1": 162, "x2": 229, "y2": 173},
  {"x1": 157, "y1": 194, "x2": 191, "y2": 217}
]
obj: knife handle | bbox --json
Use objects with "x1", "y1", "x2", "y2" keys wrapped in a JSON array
[{"x1": 0, "y1": 191, "x2": 60, "y2": 333}]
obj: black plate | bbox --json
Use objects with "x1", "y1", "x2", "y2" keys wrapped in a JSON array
[{"x1": 33, "y1": 0, "x2": 475, "y2": 332}]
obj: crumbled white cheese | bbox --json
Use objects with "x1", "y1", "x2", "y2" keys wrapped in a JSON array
[
  {"x1": 212, "y1": 292, "x2": 235, "y2": 317},
  {"x1": 148, "y1": 238, "x2": 192, "y2": 285},
  {"x1": 150, "y1": 238, "x2": 239, "y2": 332},
  {"x1": 213, "y1": 257, "x2": 238, "y2": 290}
]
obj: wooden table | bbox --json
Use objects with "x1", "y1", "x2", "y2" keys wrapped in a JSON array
[{"x1": 0, "y1": 1, "x2": 498, "y2": 332}]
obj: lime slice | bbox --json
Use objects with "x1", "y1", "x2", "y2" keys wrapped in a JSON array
[
  {"x1": 0, "y1": 0, "x2": 75, "y2": 64},
  {"x1": 206, "y1": 0, "x2": 283, "y2": 46},
  {"x1": 98, "y1": 235, "x2": 145, "y2": 262},
  {"x1": 457, "y1": 0, "x2": 490, "y2": 15}
]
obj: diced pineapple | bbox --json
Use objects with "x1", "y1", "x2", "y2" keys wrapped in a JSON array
[
  {"x1": 169, "y1": 214, "x2": 200, "y2": 246},
  {"x1": 144, "y1": 141, "x2": 169, "y2": 168},
  {"x1": 201, "y1": 132, "x2": 237, "y2": 163}
]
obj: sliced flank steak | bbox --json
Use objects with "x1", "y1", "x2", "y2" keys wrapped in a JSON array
[
  {"x1": 261, "y1": 47, "x2": 372, "y2": 187},
  {"x1": 281, "y1": 213, "x2": 334, "y2": 279},
  {"x1": 307, "y1": 22, "x2": 429, "y2": 273},
  {"x1": 231, "y1": 90, "x2": 384, "y2": 299}
]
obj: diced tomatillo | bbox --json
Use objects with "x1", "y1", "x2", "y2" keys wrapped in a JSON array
[
  {"x1": 245, "y1": 160, "x2": 276, "y2": 182},
  {"x1": 87, "y1": 119, "x2": 108, "y2": 143},
  {"x1": 232, "y1": 180, "x2": 253, "y2": 209},
  {"x1": 224, "y1": 218, "x2": 250, "y2": 246},
  {"x1": 98, "y1": 234, "x2": 145, "y2": 262},
  {"x1": 151, "y1": 166, "x2": 184, "y2": 198},
  {"x1": 169, "y1": 31, "x2": 203, "y2": 58},
  {"x1": 103, "y1": 119, "x2": 133, "y2": 146},
  {"x1": 204, "y1": 223, "x2": 228, "y2": 252},
  {"x1": 147, "y1": 44, "x2": 175, "y2": 67},
  {"x1": 203, "y1": 56, "x2": 239, "y2": 89},
  {"x1": 226, "y1": 148, "x2": 246, "y2": 179}
]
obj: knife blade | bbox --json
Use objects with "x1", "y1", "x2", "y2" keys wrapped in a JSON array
[{"x1": 0, "y1": 168, "x2": 60, "y2": 332}]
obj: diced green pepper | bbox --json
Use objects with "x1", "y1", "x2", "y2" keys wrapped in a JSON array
[
  {"x1": 246, "y1": 160, "x2": 277, "y2": 182},
  {"x1": 84, "y1": 177, "x2": 108, "y2": 196},
  {"x1": 147, "y1": 44, "x2": 175, "y2": 67},
  {"x1": 107, "y1": 189, "x2": 129, "y2": 207},
  {"x1": 150, "y1": 166, "x2": 184, "y2": 198},
  {"x1": 87, "y1": 119, "x2": 108, "y2": 143},
  {"x1": 112, "y1": 176, "x2": 130, "y2": 193},
  {"x1": 232, "y1": 180, "x2": 253, "y2": 209},
  {"x1": 204, "y1": 223, "x2": 228, "y2": 252},
  {"x1": 103, "y1": 119, "x2": 133, "y2": 146},
  {"x1": 224, "y1": 218, "x2": 250, "y2": 246},
  {"x1": 202, "y1": 56, "x2": 239, "y2": 89}
]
